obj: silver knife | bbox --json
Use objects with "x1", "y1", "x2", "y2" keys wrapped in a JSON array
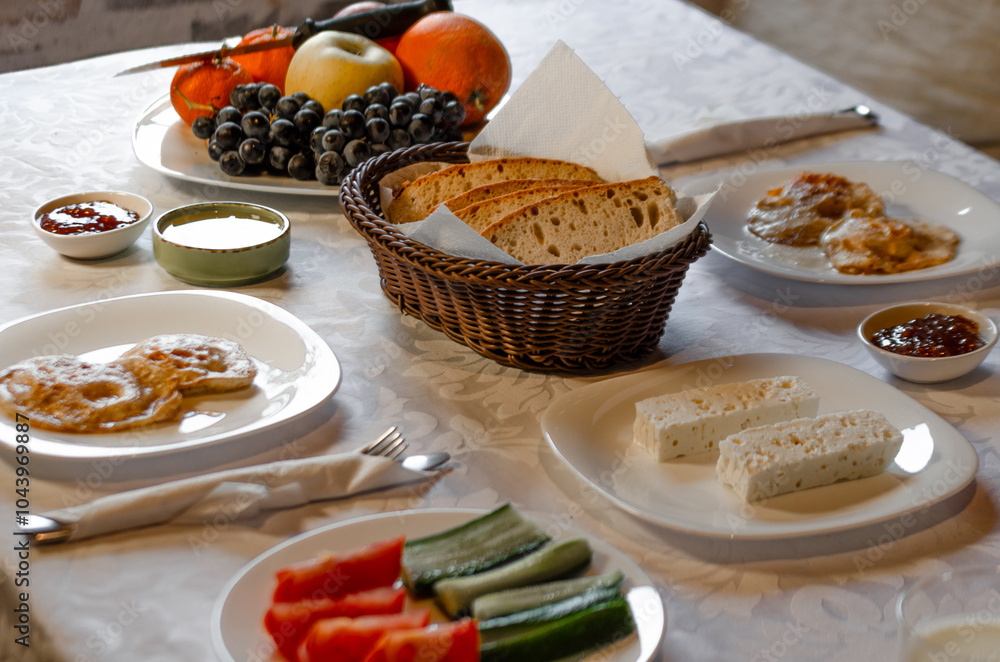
[{"x1": 646, "y1": 105, "x2": 879, "y2": 166}]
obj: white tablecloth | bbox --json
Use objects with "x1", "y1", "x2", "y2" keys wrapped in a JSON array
[{"x1": 2, "y1": 1, "x2": 1000, "y2": 660}]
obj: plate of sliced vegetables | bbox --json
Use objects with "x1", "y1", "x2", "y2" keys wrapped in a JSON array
[{"x1": 211, "y1": 505, "x2": 665, "y2": 662}]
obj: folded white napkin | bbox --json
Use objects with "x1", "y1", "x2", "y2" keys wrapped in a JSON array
[
  {"x1": 467, "y1": 40, "x2": 658, "y2": 181},
  {"x1": 41, "y1": 452, "x2": 436, "y2": 542}
]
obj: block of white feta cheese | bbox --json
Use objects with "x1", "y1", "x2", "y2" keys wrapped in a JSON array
[
  {"x1": 632, "y1": 376, "x2": 820, "y2": 461},
  {"x1": 716, "y1": 409, "x2": 904, "y2": 502}
]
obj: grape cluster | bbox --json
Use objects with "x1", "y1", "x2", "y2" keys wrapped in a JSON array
[{"x1": 192, "y1": 81, "x2": 466, "y2": 186}]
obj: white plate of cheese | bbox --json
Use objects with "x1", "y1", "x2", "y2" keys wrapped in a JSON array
[{"x1": 541, "y1": 353, "x2": 979, "y2": 539}]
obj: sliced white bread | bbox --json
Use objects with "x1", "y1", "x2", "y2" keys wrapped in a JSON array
[
  {"x1": 456, "y1": 184, "x2": 600, "y2": 234},
  {"x1": 481, "y1": 176, "x2": 684, "y2": 264},
  {"x1": 434, "y1": 178, "x2": 594, "y2": 216},
  {"x1": 386, "y1": 158, "x2": 603, "y2": 224}
]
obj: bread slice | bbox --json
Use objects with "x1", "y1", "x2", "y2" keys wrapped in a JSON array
[
  {"x1": 434, "y1": 178, "x2": 594, "y2": 216},
  {"x1": 386, "y1": 158, "x2": 603, "y2": 224},
  {"x1": 456, "y1": 184, "x2": 599, "y2": 234},
  {"x1": 481, "y1": 176, "x2": 684, "y2": 264}
]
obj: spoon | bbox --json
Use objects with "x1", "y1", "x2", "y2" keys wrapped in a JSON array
[{"x1": 401, "y1": 451, "x2": 451, "y2": 472}]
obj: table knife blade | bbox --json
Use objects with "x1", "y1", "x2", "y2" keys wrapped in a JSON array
[
  {"x1": 114, "y1": 0, "x2": 452, "y2": 77},
  {"x1": 114, "y1": 37, "x2": 294, "y2": 76}
]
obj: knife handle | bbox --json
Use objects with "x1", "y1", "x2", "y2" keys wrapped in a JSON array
[{"x1": 293, "y1": 0, "x2": 454, "y2": 48}]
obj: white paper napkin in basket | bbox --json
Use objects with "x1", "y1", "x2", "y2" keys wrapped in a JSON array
[
  {"x1": 39, "y1": 452, "x2": 434, "y2": 542},
  {"x1": 467, "y1": 41, "x2": 657, "y2": 181},
  {"x1": 381, "y1": 41, "x2": 714, "y2": 265}
]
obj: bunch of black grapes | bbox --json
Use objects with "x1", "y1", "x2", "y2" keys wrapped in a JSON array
[{"x1": 191, "y1": 81, "x2": 466, "y2": 186}]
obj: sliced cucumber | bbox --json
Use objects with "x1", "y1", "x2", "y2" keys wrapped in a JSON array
[
  {"x1": 471, "y1": 570, "x2": 625, "y2": 621},
  {"x1": 402, "y1": 504, "x2": 550, "y2": 596},
  {"x1": 479, "y1": 586, "x2": 624, "y2": 642},
  {"x1": 479, "y1": 595, "x2": 636, "y2": 662},
  {"x1": 434, "y1": 537, "x2": 593, "y2": 618}
]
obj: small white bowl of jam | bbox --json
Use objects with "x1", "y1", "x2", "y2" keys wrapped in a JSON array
[
  {"x1": 33, "y1": 191, "x2": 153, "y2": 259},
  {"x1": 153, "y1": 201, "x2": 290, "y2": 286},
  {"x1": 858, "y1": 302, "x2": 998, "y2": 383}
]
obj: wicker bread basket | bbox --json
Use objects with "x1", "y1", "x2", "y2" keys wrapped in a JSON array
[{"x1": 339, "y1": 141, "x2": 712, "y2": 374}]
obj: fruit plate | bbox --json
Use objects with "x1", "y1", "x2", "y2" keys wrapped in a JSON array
[
  {"x1": 541, "y1": 353, "x2": 979, "y2": 540},
  {"x1": 132, "y1": 95, "x2": 339, "y2": 196},
  {"x1": 0, "y1": 291, "x2": 341, "y2": 472},
  {"x1": 211, "y1": 508, "x2": 665, "y2": 662},
  {"x1": 686, "y1": 161, "x2": 1000, "y2": 284}
]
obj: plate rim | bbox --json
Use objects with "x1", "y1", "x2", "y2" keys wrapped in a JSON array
[
  {"x1": 0, "y1": 289, "x2": 341, "y2": 462},
  {"x1": 691, "y1": 160, "x2": 1000, "y2": 284},
  {"x1": 132, "y1": 94, "x2": 340, "y2": 196},
  {"x1": 210, "y1": 507, "x2": 666, "y2": 662},
  {"x1": 541, "y1": 352, "x2": 980, "y2": 540}
]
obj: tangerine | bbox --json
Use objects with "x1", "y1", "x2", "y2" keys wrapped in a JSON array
[
  {"x1": 169, "y1": 57, "x2": 253, "y2": 126},
  {"x1": 394, "y1": 12, "x2": 511, "y2": 126},
  {"x1": 231, "y1": 24, "x2": 296, "y2": 92}
]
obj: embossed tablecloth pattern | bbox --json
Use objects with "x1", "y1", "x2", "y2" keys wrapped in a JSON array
[{"x1": 1, "y1": 1, "x2": 1000, "y2": 661}]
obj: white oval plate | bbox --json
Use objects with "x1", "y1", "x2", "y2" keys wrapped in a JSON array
[
  {"x1": 211, "y1": 508, "x2": 665, "y2": 662},
  {"x1": 132, "y1": 95, "x2": 339, "y2": 196},
  {"x1": 0, "y1": 290, "x2": 340, "y2": 464},
  {"x1": 689, "y1": 161, "x2": 1000, "y2": 284},
  {"x1": 542, "y1": 353, "x2": 979, "y2": 539}
]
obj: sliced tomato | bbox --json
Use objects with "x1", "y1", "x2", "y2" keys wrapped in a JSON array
[
  {"x1": 273, "y1": 536, "x2": 405, "y2": 603},
  {"x1": 297, "y1": 610, "x2": 432, "y2": 662},
  {"x1": 265, "y1": 586, "x2": 406, "y2": 661},
  {"x1": 361, "y1": 619, "x2": 480, "y2": 662}
]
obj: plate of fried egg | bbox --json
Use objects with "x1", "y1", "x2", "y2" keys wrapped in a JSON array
[{"x1": 689, "y1": 160, "x2": 1000, "y2": 283}]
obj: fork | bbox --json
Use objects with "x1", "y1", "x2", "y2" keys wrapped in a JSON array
[
  {"x1": 362, "y1": 427, "x2": 452, "y2": 473},
  {"x1": 360, "y1": 426, "x2": 408, "y2": 460}
]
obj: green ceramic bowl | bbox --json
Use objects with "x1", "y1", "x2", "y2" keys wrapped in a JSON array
[{"x1": 153, "y1": 202, "x2": 290, "y2": 286}]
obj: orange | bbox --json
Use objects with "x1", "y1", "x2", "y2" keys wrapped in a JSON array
[
  {"x1": 231, "y1": 24, "x2": 296, "y2": 92},
  {"x1": 169, "y1": 57, "x2": 253, "y2": 126},
  {"x1": 394, "y1": 12, "x2": 512, "y2": 126}
]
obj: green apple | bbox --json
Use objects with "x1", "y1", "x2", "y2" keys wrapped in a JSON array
[{"x1": 284, "y1": 31, "x2": 403, "y2": 114}]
